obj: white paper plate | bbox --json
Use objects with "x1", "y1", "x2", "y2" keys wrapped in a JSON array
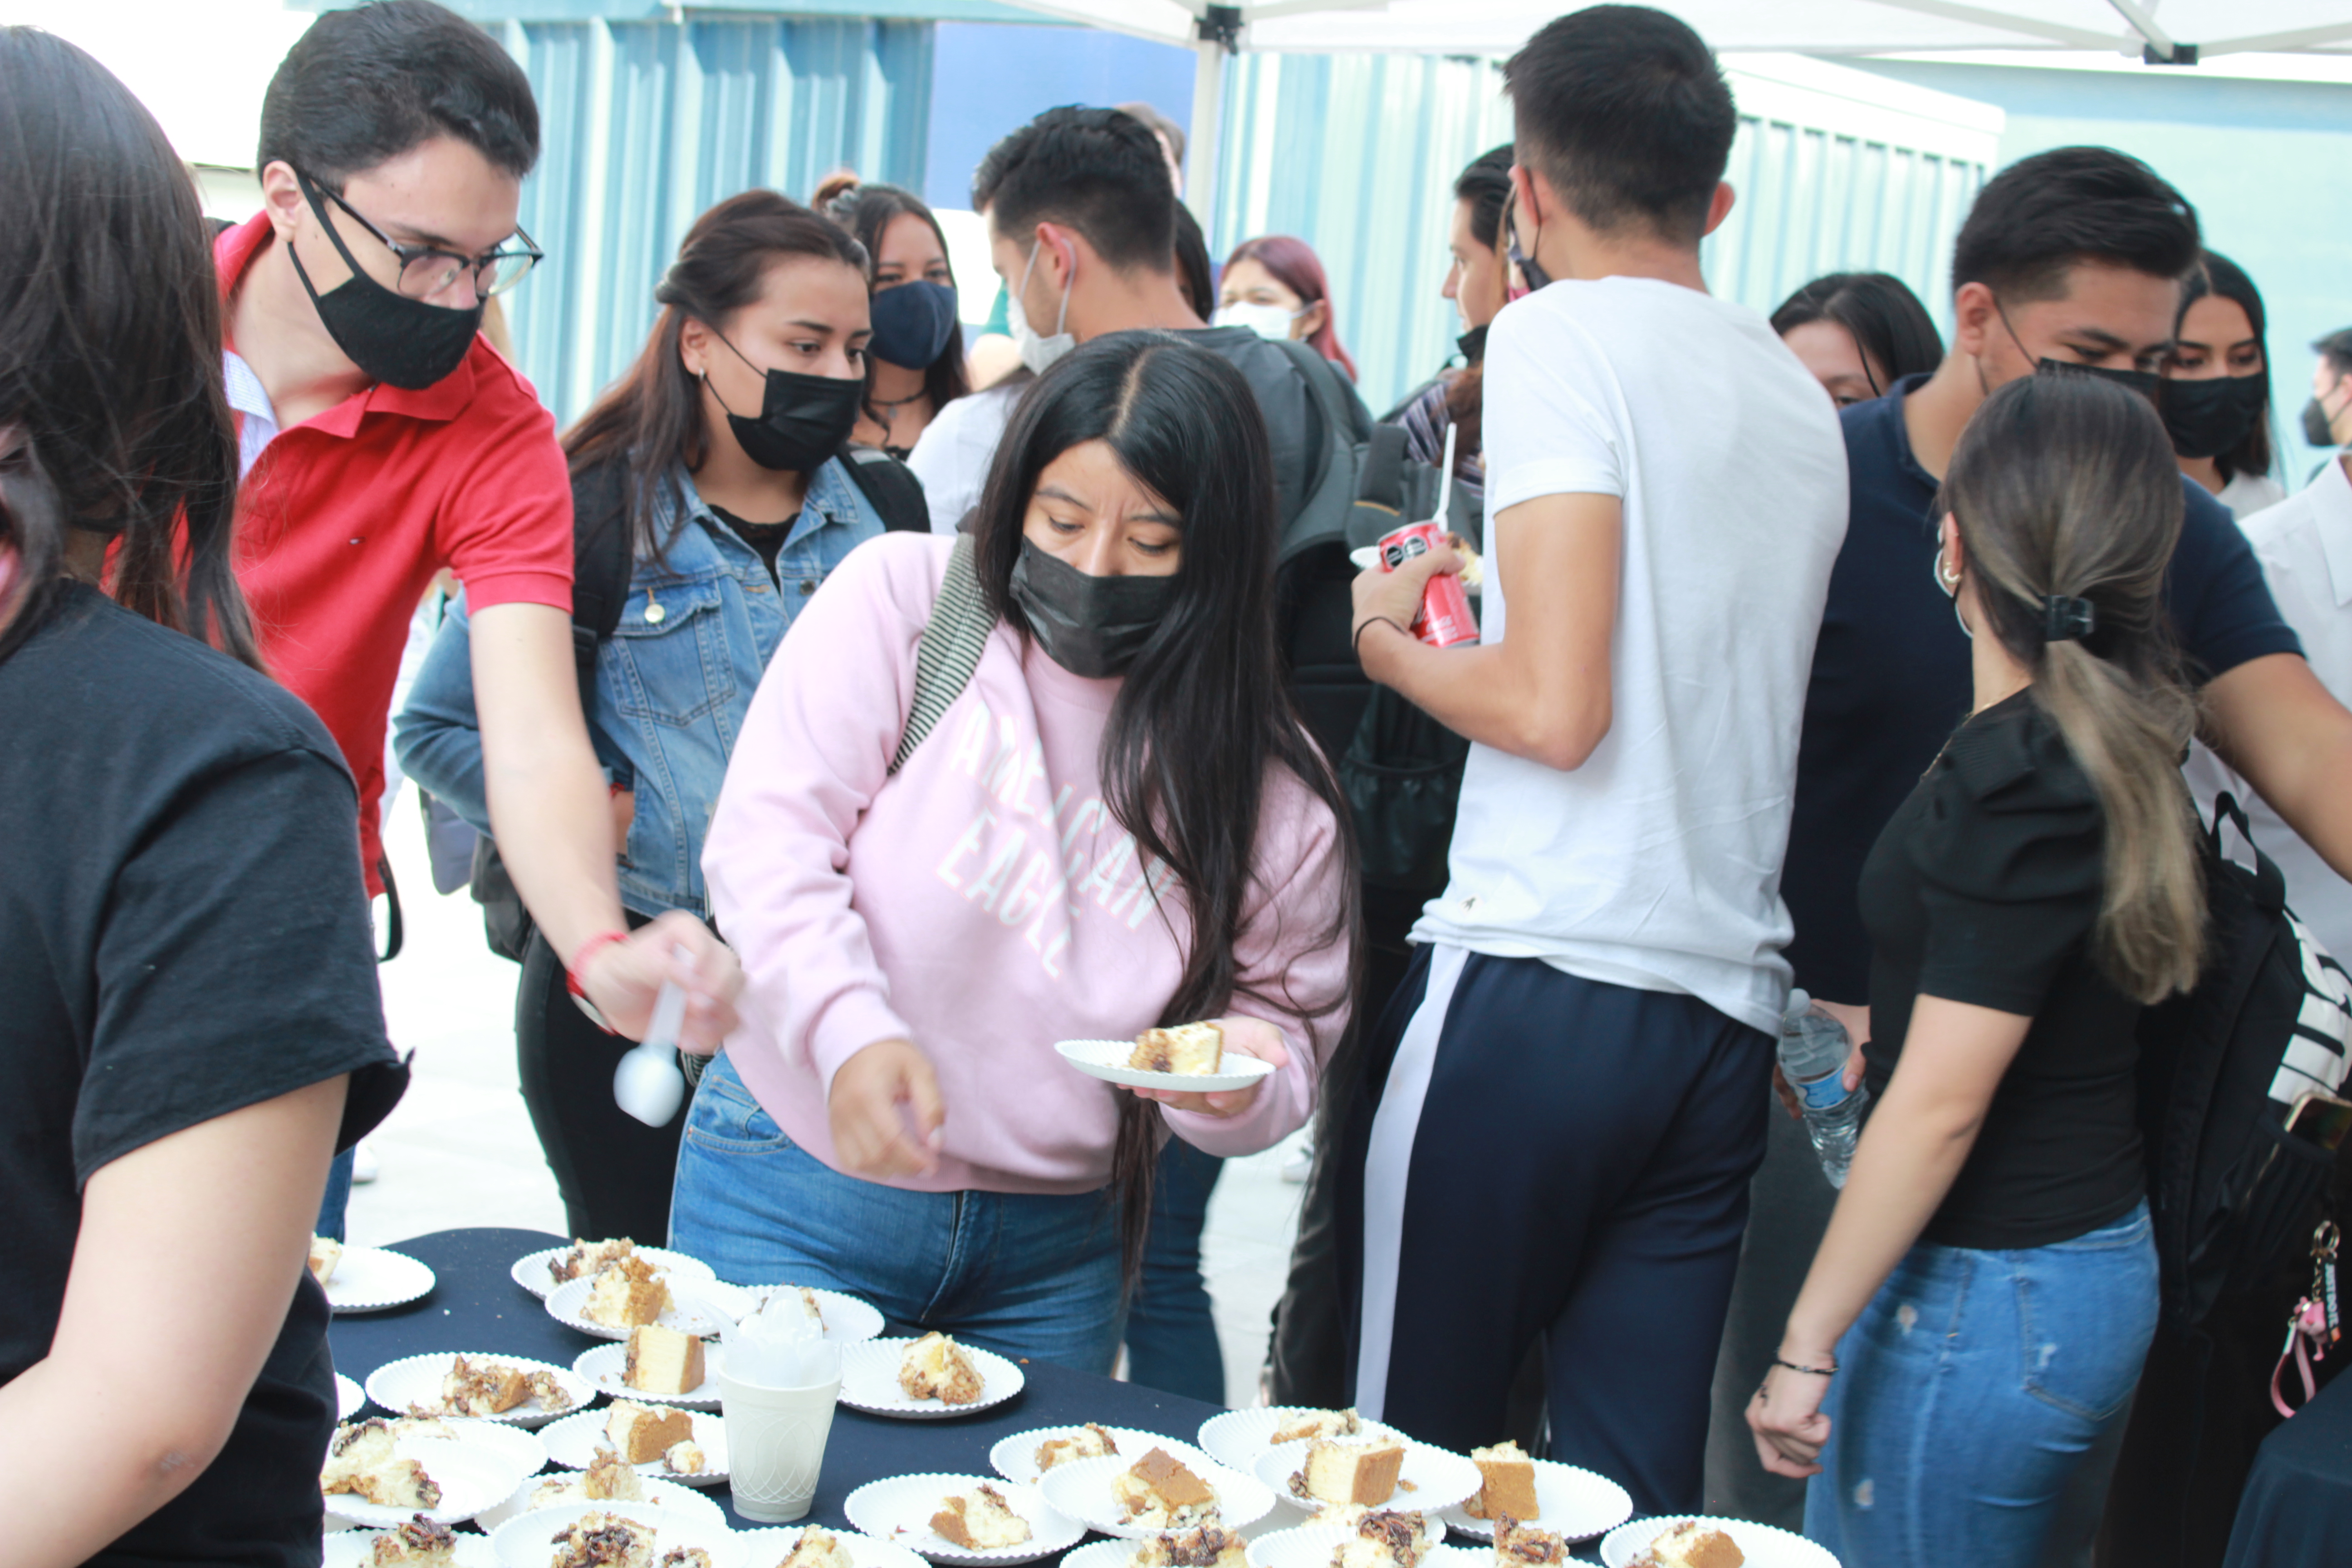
[
  {"x1": 1058, "y1": 1540, "x2": 1154, "y2": 1568},
  {"x1": 1254, "y1": 1441, "x2": 1480, "y2": 1519},
  {"x1": 844, "y1": 1474, "x2": 1083, "y2": 1566},
  {"x1": 324, "y1": 1246, "x2": 437, "y2": 1313},
  {"x1": 321, "y1": 1432, "x2": 529, "y2": 1529},
  {"x1": 475, "y1": 1473, "x2": 721, "y2": 1532},
  {"x1": 1248, "y1": 1523, "x2": 1479, "y2": 1568},
  {"x1": 1598, "y1": 1516, "x2": 1839, "y2": 1568},
  {"x1": 1054, "y1": 1039, "x2": 1277, "y2": 1095},
  {"x1": 737, "y1": 1284, "x2": 890, "y2": 1345},
  {"x1": 1439, "y1": 1458, "x2": 1631, "y2": 1543},
  {"x1": 510, "y1": 1245, "x2": 720, "y2": 1301},
  {"x1": 573, "y1": 1339, "x2": 729, "y2": 1410},
  {"x1": 839, "y1": 1338, "x2": 1025, "y2": 1419},
  {"x1": 1039, "y1": 1453, "x2": 1276, "y2": 1540},
  {"x1": 364, "y1": 1353, "x2": 593, "y2": 1429},
  {"x1": 989, "y1": 1426, "x2": 1215, "y2": 1487},
  {"x1": 540, "y1": 1406, "x2": 730, "y2": 1486},
  {"x1": 738, "y1": 1525, "x2": 936, "y2": 1568},
  {"x1": 335, "y1": 1372, "x2": 365, "y2": 1420},
  {"x1": 323, "y1": 1526, "x2": 499, "y2": 1567},
  {"x1": 547, "y1": 1275, "x2": 738, "y2": 1341},
  {"x1": 1194, "y1": 1411, "x2": 1410, "y2": 1476},
  {"x1": 490, "y1": 1501, "x2": 746, "y2": 1568}
]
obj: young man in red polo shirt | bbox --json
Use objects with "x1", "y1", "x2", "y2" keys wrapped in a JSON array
[{"x1": 224, "y1": 1, "x2": 740, "y2": 1234}]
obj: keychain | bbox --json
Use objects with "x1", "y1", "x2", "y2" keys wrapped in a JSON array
[{"x1": 2272, "y1": 1220, "x2": 2341, "y2": 1419}]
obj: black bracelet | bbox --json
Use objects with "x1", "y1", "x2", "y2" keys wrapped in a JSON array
[
  {"x1": 1353, "y1": 616, "x2": 1408, "y2": 657},
  {"x1": 1773, "y1": 1357, "x2": 1838, "y2": 1377}
]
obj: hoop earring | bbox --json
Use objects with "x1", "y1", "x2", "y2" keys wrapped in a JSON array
[{"x1": 1932, "y1": 546, "x2": 1972, "y2": 640}]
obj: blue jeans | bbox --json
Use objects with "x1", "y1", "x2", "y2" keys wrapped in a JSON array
[
  {"x1": 315, "y1": 1147, "x2": 354, "y2": 1243},
  {"x1": 668, "y1": 1052, "x2": 1126, "y2": 1373},
  {"x1": 1805, "y1": 1203, "x2": 2159, "y2": 1568},
  {"x1": 1125, "y1": 1138, "x2": 1226, "y2": 1403}
]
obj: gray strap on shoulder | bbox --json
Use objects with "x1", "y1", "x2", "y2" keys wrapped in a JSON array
[{"x1": 890, "y1": 532, "x2": 995, "y2": 774}]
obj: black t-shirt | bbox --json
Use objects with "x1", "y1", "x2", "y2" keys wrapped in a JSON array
[
  {"x1": 709, "y1": 503, "x2": 796, "y2": 586},
  {"x1": 1785, "y1": 376, "x2": 2302, "y2": 1003},
  {"x1": 0, "y1": 587, "x2": 406, "y2": 1566},
  {"x1": 1858, "y1": 690, "x2": 2143, "y2": 1249}
]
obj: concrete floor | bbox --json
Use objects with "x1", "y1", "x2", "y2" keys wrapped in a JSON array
[{"x1": 349, "y1": 791, "x2": 1307, "y2": 1410}]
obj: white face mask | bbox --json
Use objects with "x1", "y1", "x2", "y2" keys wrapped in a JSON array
[
  {"x1": 1009, "y1": 240, "x2": 1075, "y2": 375},
  {"x1": 1212, "y1": 300, "x2": 1304, "y2": 342}
]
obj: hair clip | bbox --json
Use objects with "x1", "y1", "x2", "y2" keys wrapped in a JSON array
[{"x1": 2043, "y1": 594, "x2": 2097, "y2": 642}]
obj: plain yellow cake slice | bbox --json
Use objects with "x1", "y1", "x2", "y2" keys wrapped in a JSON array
[
  {"x1": 1110, "y1": 1446, "x2": 1220, "y2": 1529},
  {"x1": 1291, "y1": 1438, "x2": 1404, "y2": 1508},
  {"x1": 625, "y1": 1322, "x2": 707, "y2": 1395},
  {"x1": 1466, "y1": 1440, "x2": 1538, "y2": 1521},
  {"x1": 605, "y1": 1398, "x2": 695, "y2": 1464}
]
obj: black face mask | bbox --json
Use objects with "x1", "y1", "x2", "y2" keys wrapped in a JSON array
[
  {"x1": 1008, "y1": 537, "x2": 1177, "y2": 679},
  {"x1": 2305, "y1": 394, "x2": 2343, "y2": 449},
  {"x1": 706, "y1": 332, "x2": 863, "y2": 472},
  {"x1": 2034, "y1": 356, "x2": 2163, "y2": 402},
  {"x1": 288, "y1": 192, "x2": 483, "y2": 391},
  {"x1": 2162, "y1": 375, "x2": 2268, "y2": 460},
  {"x1": 1457, "y1": 324, "x2": 1489, "y2": 364},
  {"x1": 868, "y1": 280, "x2": 959, "y2": 371}
]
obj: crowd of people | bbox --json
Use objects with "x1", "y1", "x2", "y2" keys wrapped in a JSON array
[{"x1": 5, "y1": 2, "x2": 2352, "y2": 1566}]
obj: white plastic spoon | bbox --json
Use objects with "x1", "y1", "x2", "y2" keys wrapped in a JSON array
[{"x1": 612, "y1": 947, "x2": 689, "y2": 1127}]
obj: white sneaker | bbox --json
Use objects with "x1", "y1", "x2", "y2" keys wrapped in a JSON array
[
  {"x1": 351, "y1": 1140, "x2": 381, "y2": 1184},
  {"x1": 1280, "y1": 1137, "x2": 1313, "y2": 1184}
]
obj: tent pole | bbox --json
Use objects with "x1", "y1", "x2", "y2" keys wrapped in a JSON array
[{"x1": 1185, "y1": 36, "x2": 1226, "y2": 227}]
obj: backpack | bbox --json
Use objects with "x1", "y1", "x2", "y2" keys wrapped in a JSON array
[
  {"x1": 468, "y1": 446, "x2": 930, "y2": 961},
  {"x1": 2138, "y1": 792, "x2": 2352, "y2": 1329}
]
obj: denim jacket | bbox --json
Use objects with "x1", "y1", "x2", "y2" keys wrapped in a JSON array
[{"x1": 392, "y1": 456, "x2": 886, "y2": 918}]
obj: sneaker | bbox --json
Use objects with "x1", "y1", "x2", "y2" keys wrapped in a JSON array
[
  {"x1": 1280, "y1": 1136, "x2": 1313, "y2": 1184},
  {"x1": 351, "y1": 1140, "x2": 381, "y2": 1184}
]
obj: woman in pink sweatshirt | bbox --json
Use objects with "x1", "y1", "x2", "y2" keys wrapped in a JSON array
[{"x1": 675, "y1": 334, "x2": 1355, "y2": 1370}]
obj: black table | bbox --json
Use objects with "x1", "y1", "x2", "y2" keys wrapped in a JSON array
[
  {"x1": 2222, "y1": 1358, "x2": 2352, "y2": 1568},
  {"x1": 327, "y1": 1228, "x2": 1225, "y2": 1539}
]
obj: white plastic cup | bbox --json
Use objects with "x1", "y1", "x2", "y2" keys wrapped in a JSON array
[{"x1": 717, "y1": 1364, "x2": 842, "y2": 1523}]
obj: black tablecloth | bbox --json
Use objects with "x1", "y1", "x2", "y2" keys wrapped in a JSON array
[
  {"x1": 327, "y1": 1228, "x2": 1225, "y2": 1539},
  {"x1": 2222, "y1": 1359, "x2": 2352, "y2": 1568}
]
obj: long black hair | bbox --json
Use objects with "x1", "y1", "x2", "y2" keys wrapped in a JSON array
[
  {"x1": 564, "y1": 190, "x2": 867, "y2": 556},
  {"x1": 2177, "y1": 250, "x2": 2274, "y2": 483},
  {"x1": 823, "y1": 181, "x2": 972, "y2": 427},
  {"x1": 973, "y1": 333, "x2": 1359, "y2": 1280},
  {"x1": 0, "y1": 26, "x2": 253, "y2": 668},
  {"x1": 1770, "y1": 271, "x2": 1944, "y2": 397}
]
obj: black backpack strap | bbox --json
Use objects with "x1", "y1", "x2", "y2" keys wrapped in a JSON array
[
  {"x1": 841, "y1": 444, "x2": 932, "y2": 533},
  {"x1": 890, "y1": 533, "x2": 994, "y2": 774},
  {"x1": 568, "y1": 461, "x2": 635, "y2": 699},
  {"x1": 1267, "y1": 337, "x2": 1373, "y2": 564}
]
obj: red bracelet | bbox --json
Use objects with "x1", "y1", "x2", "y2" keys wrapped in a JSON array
[{"x1": 565, "y1": 930, "x2": 630, "y2": 1035}]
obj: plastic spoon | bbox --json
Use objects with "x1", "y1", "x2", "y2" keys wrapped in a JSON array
[{"x1": 613, "y1": 946, "x2": 690, "y2": 1127}]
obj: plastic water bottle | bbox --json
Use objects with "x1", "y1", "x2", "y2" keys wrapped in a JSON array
[{"x1": 1779, "y1": 988, "x2": 1867, "y2": 1188}]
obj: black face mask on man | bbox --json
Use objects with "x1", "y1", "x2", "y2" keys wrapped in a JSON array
[
  {"x1": 2304, "y1": 380, "x2": 2348, "y2": 449},
  {"x1": 704, "y1": 331, "x2": 863, "y2": 473},
  {"x1": 1007, "y1": 538, "x2": 1177, "y2": 680},
  {"x1": 2162, "y1": 375, "x2": 2269, "y2": 461},
  {"x1": 1993, "y1": 300, "x2": 2162, "y2": 404},
  {"x1": 289, "y1": 173, "x2": 483, "y2": 391}
]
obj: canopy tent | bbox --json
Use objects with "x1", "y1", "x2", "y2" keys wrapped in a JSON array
[{"x1": 986, "y1": 0, "x2": 2352, "y2": 207}]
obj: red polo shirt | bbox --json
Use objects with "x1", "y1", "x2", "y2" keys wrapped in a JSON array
[{"x1": 216, "y1": 216, "x2": 573, "y2": 893}]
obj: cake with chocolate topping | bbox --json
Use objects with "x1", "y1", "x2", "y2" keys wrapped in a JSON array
[
  {"x1": 1129, "y1": 1022, "x2": 1224, "y2": 1075},
  {"x1": 1132, "y1": 1524, "x2": 1246, "y2": 1568},
  {"x1": 368, "y1": 1515, "x2": 456, "y2": 1565}
]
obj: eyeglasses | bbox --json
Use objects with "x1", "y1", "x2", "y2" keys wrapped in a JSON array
[{"x1": 298, "y1": 169, "x2": 542, "y2": 300}]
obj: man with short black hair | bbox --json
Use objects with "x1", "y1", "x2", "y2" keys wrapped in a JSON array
[
  {"x1": 223, "y1": 0, "x2": 739, "y2": 1235},
  {"x1": 1341, "y1": 6, "x2": 1847, "y2": 1513},
  {"x1": 2305, "y1": 326, "x2": 2352, "y2": 454}
]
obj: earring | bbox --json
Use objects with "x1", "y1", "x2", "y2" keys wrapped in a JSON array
[{"x1": 1931, "y1": 545, "x2": 1971, "y2": 640}]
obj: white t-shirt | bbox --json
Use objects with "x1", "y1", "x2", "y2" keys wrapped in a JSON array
[
  {"x1": 907, "y1": 382, "x2": 1023, "y2": 534},
  {"x1": 2217, "y1": 469, "x2": 2287, "y2": 519},
  {"x1": 1412, "y1": 276, "x2": 1848, "y2": 1035}
]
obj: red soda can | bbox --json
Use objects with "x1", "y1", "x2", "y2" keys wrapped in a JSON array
[{"x1": 1377, "y1": 521, "x2": 1478, "y2": 647}]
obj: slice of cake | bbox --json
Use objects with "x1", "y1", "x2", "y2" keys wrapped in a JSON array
[
  {"x1": 664, "y1": 1440, "x2": 707, "y2": 1476},
  {"x1": 897, "y1": 1332, "x2": 984, "y2": 1405},
  {"x1": 606, "y1": 1399, "x2": 696, "y2": 1464},
  {"x1": 369, "y1": 1515, "x2": 457, "y2": 1566},
  {"x1": 1493, "y1": 1518, "x2": 1567, "y2": 1567},
  {"x1": 930, "y1": 1483, "x2": 1033, "y2": 1549},
  {"x1": 551, "y1": 1237, "x2": 637, "y2": 1284},
  {"x1": 1111, "y1": 1446, "x2": 1219, "y2": 1529},
  {"x1": 1036, "y1": 1422, "x2": 1120, "y2": 1472},
  {"x1": 774, "y1": 1527, "x2": 857, "y2": 1568},
  {"x1": 550, "y1": 1512, "x2": 657, "y2": 1568},
  {"x1": 1129, "y1": 1021, "x2": 1224, "y2": 1074},
  {"x1": 1465, "y1": 1440, "x2": 1538, "y2": 1522},
  {"x1": 625, "y1": 1323, "x2": 707, "y2": 1395},
  {"x1": 1269, "y1": 1408, "x2": 1363, "y2": 1446},
  {"x1": 434, "y1": 1354, "x2": 529, "y2": 1416},
  {"x1": 1290, "y1": 1438, "x2": 1405, "y2": 1509},
  {"x1": 526, "y1": 1369, "x2": 577, "y2": 1414},
  {"x1": 1331, "y1": 1510, "x2": 1434, "y2": 1568},
  {"x1": 308, "y1": 1236, "x2": 343, "y2": 1286},
  {"x1": 1131, "y1": 1524, "x2": 1247, "y2": 1568},
  {"x1": 528, "y1": 1442, "x2": 647, "y2": 1509},
  {"x1": 321, "y1": 1420, "x2": 443, "y2": 1510},
  {"x1": 584, "y1": 1255, "x2": 672, "y2": 1329},
  {"x1": 660, "y1": 1552, "x2": 714, "y2": 1568},
  {"x1": 1630, "y1": 1522, "x2": 1743, "y2": 1568}
]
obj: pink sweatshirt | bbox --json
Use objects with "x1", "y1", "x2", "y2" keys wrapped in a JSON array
[{"x1": 703, "y1": 533, "x2": 1351, "y2": 1195}]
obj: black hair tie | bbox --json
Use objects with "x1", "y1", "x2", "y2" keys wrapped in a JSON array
[{"x1": 2044, "y1": 594, "x2": 2098, "y2": 642}]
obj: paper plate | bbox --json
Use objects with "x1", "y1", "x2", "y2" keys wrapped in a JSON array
[
  {"x1": 1254, "y1": 1441, "x2": 1480, "y2": 1519},
  {"x1": 1054, "y1": 1039, "x2": 1276, "y2": 1095},
  {"x1": 323, "y1": 1526, "x2": 498, "y2": 1567},
  {"x1": 1598, "y1": 1516, "x2": 1840, "y2": 1568},
  {"x1": 989, "y1": 1425, "x2": 1215, "y2": 1487},
  {"x1": 476, "y1": 1473, "x2": 721, "y2": 1532},
  {"x1": 335, "y1": 1372, "x2": 365, "y2": 1421},
  {"x1": 1439, "y1": 1458, "x2": 1631, "y2": 1543},
  {"x1": 539, "y1": 1406, "x2": 730, "y2": 1486},
  {"x1": 839, "y1": 1338, "x2": 1025, "y2": 1419},
  {"x1": 1058, "y1": 1540, "x2": 1153, "y2": 1568},
  {"x1": 364, "y1": 1352, "x2": 592, "y2": 1429},
  {"x1": 573, "y1": 1339, "x2": 728, "y2": 1411},
  {"x1": 320, "y1": 1431, "x2": 530, "y2": 1529},
  {"x1": 736, "y1": 1284, "x2": 889, "y2": 1344},
  {"x1": 510, "y1": 1244, "x2": 720, "y2": 1302},
  {"x1": 490, "y1": 1501, "x2": 745, "y2": 1568},
  {"x1": 323, "y1": 1246, "x2": 437, "y2": 1314},
  {"x1": 1195, "y1": 1410, "x2": 1408, "y2": 1476},
  {"x1": 1248, "y1": 1524, "x2": 1478, "y2": 1568},
  {"x1": 546, "y1": 1275, "x2": 737, "y2": 1341},
  {"x1": 737, "y1": 1525, "x2": 936, "y2": 1568},
  {"x1": 1039, "y1": 1452, "x2": 1275, "y2": 1540},
  {"x1": 844, "y1": 1474, "x2": 1083, "y2": 1567}
]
